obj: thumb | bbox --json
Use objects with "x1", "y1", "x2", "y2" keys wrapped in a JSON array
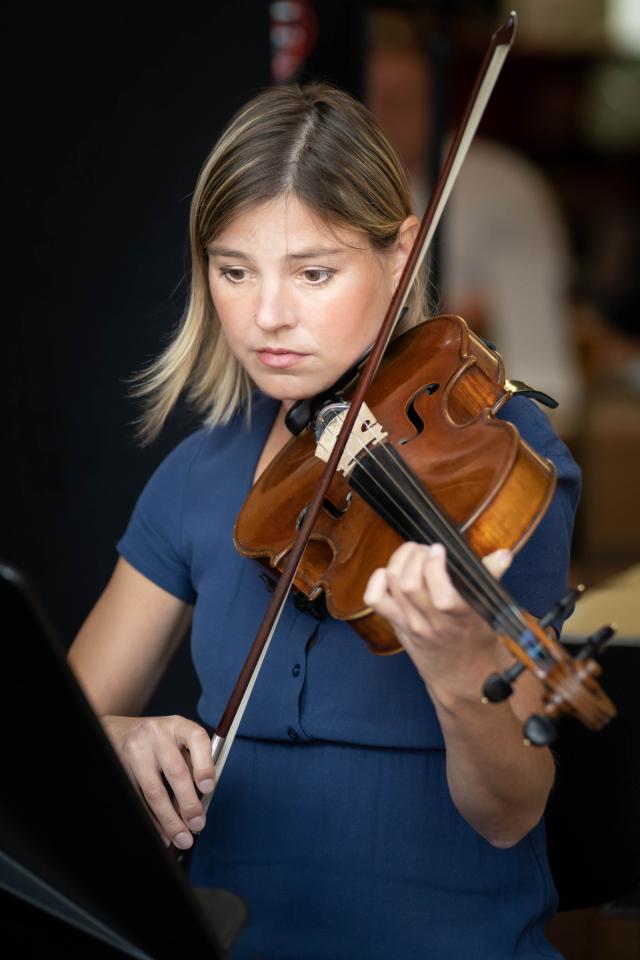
[
  {"x1": 482, "y1": 548, "x2": 512, "y2": 580},
  {"x1": 363, "y1": 566, "x2": 388, "y2": 607}
]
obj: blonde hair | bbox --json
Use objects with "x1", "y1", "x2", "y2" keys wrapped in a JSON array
[{"x1": 131, "y1": 82, "x2": 428, "y2": 442}]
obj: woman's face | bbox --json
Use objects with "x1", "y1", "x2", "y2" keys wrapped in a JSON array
[{"x1": 206, "y1": 195, "x2": 417, "y2": 407}]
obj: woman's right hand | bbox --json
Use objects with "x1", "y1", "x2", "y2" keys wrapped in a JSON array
[{"x1": 100, "y1": 714, "x2": 216, "y2": 850}]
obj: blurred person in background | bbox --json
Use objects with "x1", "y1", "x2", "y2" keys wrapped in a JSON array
[
  {"x1": 366, "y1": 19, "x2": 583, "y2": 439},
  {"x1": 579, "y1": 208, "x2": 640, "y2": 388}
]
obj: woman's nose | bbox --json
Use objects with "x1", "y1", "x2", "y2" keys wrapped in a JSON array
[{"x1": 253, "y1": 282, "x2": 296, "y2": 331}]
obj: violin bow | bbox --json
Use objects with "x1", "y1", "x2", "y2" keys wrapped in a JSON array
[{"x1": 198, "y1": 12, "x2": 519, "y2": 812}]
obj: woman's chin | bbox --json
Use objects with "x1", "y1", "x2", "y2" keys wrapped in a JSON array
[{"x1": 253, "y1": 371, "x2": 331, "y2": 406}]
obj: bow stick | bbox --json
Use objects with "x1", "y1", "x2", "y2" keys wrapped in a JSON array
[{"x1": 200, "y1": 12, "x2": 518, "y2": 813}]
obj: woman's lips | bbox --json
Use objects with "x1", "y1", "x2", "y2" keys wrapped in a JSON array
[{"x1": 256, "y1": 349, "x2": 309, "y2": 369}]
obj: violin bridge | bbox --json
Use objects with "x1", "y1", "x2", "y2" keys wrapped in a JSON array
[{"x1": 314, "y1": 401, "x2": 387, "y2": 476}]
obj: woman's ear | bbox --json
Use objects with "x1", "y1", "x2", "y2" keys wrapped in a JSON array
[{"x1": 390, "y1": 214, "x2": 420, "y2": 285}]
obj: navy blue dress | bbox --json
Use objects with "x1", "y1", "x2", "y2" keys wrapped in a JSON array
[{"x1": 117, "y1": 390, "x2": 580, "y2": 960}]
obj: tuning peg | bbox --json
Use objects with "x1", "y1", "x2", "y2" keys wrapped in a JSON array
[
  {"x1": 520, "y1": 624, "x2": 615, "y2": 747},
  {"x1": 523, "y1": 714, "x2": 557, "y2": 747},
  {"x1": 575, "y1": 624, "x2": 616, "y2": 661},
  {"x1": 482, "y1": 660, "x2": 525, "y2": 703},
  {"x1": 539, "y1": 584, "x2": 585, "y2": 629}
]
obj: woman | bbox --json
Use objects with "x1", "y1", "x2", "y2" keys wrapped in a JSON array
[{"x1": 67, "y1": 83, "x2": 579, "y2": 959}]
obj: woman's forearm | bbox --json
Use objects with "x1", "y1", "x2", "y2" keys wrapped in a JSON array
[
  {"x1": 427, "y1": 676, "x2": 555, "y2": 848},
  {"x1": 363, "y1": 541, "x2": 557, "y2": 846}
]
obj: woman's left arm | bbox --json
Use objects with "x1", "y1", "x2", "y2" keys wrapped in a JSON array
[{"x1": 364, "y1": 541, "x2": 555, "y2": 849}]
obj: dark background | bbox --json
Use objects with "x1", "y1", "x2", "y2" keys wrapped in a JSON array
[
  {"x1": 4, "y1": 3, "x2": 276, "y2": 718},
  {"x1": 4, "y1": 3, "x2": 269, "y2": 617},
  {"x1": 3, "y1": 0, "x2": 373, "y2": 719}
]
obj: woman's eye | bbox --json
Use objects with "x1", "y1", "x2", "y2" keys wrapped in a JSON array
[
  {"x1": 221, "y1": 268, "x2": 248, "y2": 283},
  {"x1": 302, "y1": 268, "x2": 333, "y2": 285}
]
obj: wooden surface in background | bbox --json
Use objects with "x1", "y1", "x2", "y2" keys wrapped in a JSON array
[{"x1": 547, "y1": 907, "x2": 640, "y2": 960}]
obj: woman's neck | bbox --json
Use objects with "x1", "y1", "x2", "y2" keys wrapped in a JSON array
[{"x1": 252, "y1": 402, "x2": 294, "y2": 485}]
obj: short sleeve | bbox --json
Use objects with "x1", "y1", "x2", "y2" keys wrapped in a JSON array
[
  {"x1": 497, "y1": 397, "x2": 582, "y2": 633},
  {"x1": 116, "y1": 431, "x2": 208, "y2": 603}
]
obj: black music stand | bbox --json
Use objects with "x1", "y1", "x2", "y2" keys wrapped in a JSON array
[{"x1": 0, "y1": 562, "x2": 247, "y2": 958}]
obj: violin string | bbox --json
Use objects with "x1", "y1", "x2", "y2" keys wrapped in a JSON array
[
  {"x1": 361, "y1": 434, "x2": 529, "y2": 632},
  {"x1": 316, "y1": 417, "x2": 530, "y2": 646},
  {"x1": 357, "y1": 478, "x2": 524, "y2": 640},
  {"x1": 356, "y1": 433, "x2": 532, "y2": 642}
]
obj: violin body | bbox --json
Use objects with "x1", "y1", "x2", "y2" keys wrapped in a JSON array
[{"x1": 235, "y1": 315, "x2": 557, "y2": 654}]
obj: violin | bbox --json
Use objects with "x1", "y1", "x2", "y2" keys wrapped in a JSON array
[
  {"x1": 197, "y1": 13, "x2": 616, "y2": 815},
  {"x1": 234, "y1": 313, "x2": 616, "y2": 745},
  {"x1": 236, "y1": 314, "x2": 553, "y2": 656}
]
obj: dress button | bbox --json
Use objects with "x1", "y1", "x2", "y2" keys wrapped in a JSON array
[
  {"x1": 287, "y1": 727, "x2": 299, "y2": 741},
  {"x1": 292, "y1": 663, "x2": 301, "y2": 677}
]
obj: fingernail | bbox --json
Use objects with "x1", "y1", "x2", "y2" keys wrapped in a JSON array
[
  {"x1": 187, "y1": 816, "x2": 205, "y2": 832},
  {"x1": 174, "y1": 832, "x2": 193, "y2": 849},
  {"x1": 199, "y1": 778, "x2": 215, "y2": 793}
]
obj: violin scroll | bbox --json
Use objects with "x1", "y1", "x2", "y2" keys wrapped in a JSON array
[
  {"x1": 482, "y1": 585, "x2": 617, "y2": 745},
  {"x1": 521, "y1": 623, "x2": 617, "y2": 746}
]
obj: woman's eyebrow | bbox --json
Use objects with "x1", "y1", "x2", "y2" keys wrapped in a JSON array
[
  {"x1": 206, "y1": 244, "x2": 346, "y2": 260},
  {"x1": 285, "y1": 247, "x2": 345, "y2": 260},
  {"x1": 206, "y1": 245, "x2": 252, "y2": 259}
]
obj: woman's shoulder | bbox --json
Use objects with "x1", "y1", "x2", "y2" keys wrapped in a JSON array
[
  {"x1": 155, "y1": 391, "x2": 279, "y2": 477},
  {"x1": 496, "y1": 395, "x2": 579, "y2": 477},
  {"x1": 126, "y1": 390, "x2": 280, "y2": 519},
  {"x1": 497, "y1": 397, "x2": 581, "y2": 621}
]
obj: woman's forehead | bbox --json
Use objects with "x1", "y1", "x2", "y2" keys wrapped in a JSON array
[{"x1": 212, "y1": 194, "x2": 370, "y2": 252}]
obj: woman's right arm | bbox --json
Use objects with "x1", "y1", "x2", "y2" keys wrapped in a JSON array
[{"x1": 67, "y1": 556, "x2": 216, "y2": 849}]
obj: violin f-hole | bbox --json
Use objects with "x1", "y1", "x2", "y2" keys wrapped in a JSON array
[
  {"x1": 322, "y1": 491, "x2": 352, "y2": 519},
  {"x1": 398, "y1": 382, "x2": 440, "y2": 445},
  {"x1": 295, "y1": 506, "x2": 308, "y2": 530},
  {"x1": 296, "y1": 493, "x2": 352, "y2": 529}
]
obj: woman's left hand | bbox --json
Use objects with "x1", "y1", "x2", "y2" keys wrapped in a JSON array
[{"x1": 363, "y1": 541, "x2": 513, "y2": 703}]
